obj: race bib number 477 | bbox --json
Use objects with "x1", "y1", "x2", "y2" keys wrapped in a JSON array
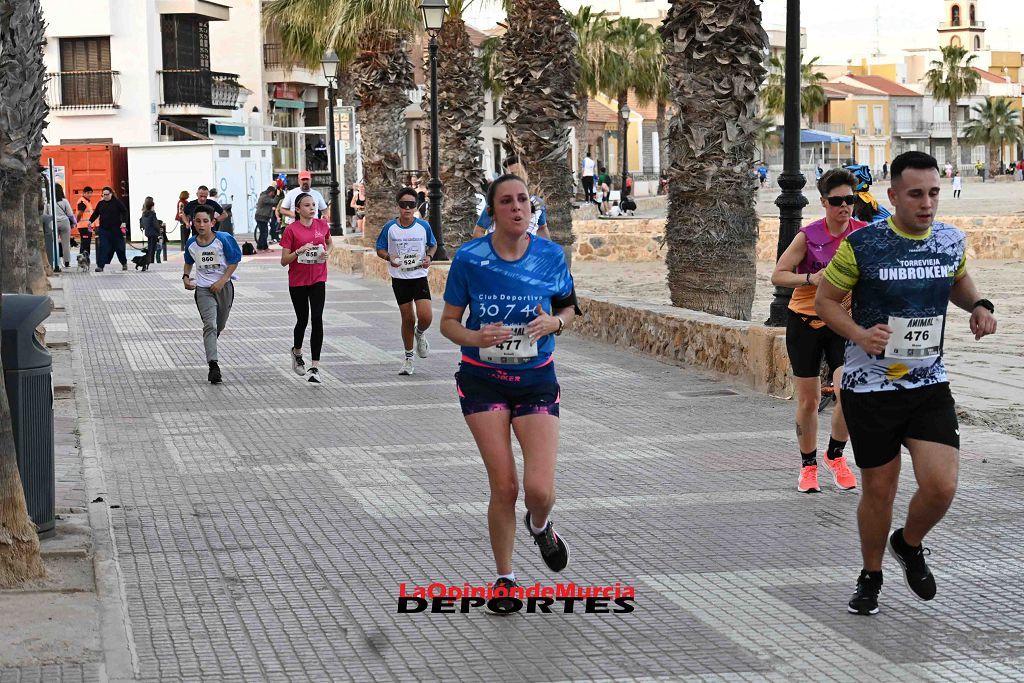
[{"x1": 479, "y1": 325, "x2": 537, "y2": 365}]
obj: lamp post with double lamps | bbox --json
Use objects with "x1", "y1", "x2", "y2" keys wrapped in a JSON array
[
  {"x1": 420, "y1": 0, "x2": 449, "y2": 260},
  {"x1": 320, "y1": 50, "x2": 344, "y2": 236},
  {"x1": 619, "y1": 104, "x2": 631, "y2": 196}
]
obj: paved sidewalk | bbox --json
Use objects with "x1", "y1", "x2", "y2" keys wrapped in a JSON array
[{"x1": 60, "y1": 257, "x2": 1024, "y2": 681}]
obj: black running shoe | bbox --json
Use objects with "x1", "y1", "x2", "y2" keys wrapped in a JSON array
[
  {"x1": 848, "y1": 570, "x2": 882, "y2": 615},
  {"x1": 208, "y1": 361, "x2": 222, "y2": 384},
  {"x1": 307, "y1": 367, "x2": 322, "y2": 384},
  {"x1": 524, "y1": 511, "x2": 570, "y2": 572},
  {"x1": 889, "y1": 527, "x2": 936, "y2": 601},
  {"x1": 487, "y1": 577, "x2": 521, "y2": 615}
]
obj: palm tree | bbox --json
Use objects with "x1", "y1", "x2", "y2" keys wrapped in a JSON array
[
  {"x1": 0, "y1": 0, "x2": 46, "y2": 585},
  {"x1": 659, "y1": 0, "x2": 768, "y2": 320},
  {"x1": 565, "y1": 7, "x2": 611, "y2": 173},
  {"x1": 761, "y1": 54, "x2": 827, "y2": 125},
  {"x1": 497, "y1": 0, "x2": 580, "y2": 256},
  {"x1": 262, "y1": 0, "x2": 360, "y2": 221},
  {"x1": 479, "y1": 35, "x2": 503, "y2": 98},
  {"x1": 422, "y1": 0, "x2": 487, "y2": 251},
  {"x1": 603, "y1": 17, "x2": 663, "y2": 185},
  {"x1": 753, "y1": 113, "x2": 779, "y2": 161},
  {"x1": 964, "y1": 97, "x2": 1023, "y2": 175},
  {"x1": 925, "y1": 44, "x2": 981, "y2": 173}
]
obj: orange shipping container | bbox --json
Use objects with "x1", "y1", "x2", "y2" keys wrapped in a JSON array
[{"x1": 41, "y1": 144, "x2": 129, "y2": 238}]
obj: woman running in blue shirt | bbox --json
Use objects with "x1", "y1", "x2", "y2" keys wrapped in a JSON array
[{"x1": 441, "y1": 174, "x2": 580, "y2": 614}]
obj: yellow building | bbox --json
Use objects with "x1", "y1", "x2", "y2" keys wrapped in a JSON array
[{"x1": 821, "y1": 81, "x2": 893, "y2": 172}]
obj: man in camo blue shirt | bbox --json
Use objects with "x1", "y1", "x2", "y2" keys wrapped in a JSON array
[{"x1": 817, "y1": 151, "x2": 998, "y2": 616}]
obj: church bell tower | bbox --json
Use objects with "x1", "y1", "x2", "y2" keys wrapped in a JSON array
[{"x1": 938, "y1": 0, "x2": 987, "y2": 52}]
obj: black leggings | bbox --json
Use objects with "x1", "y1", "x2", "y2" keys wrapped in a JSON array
[{"x1": 290, "y1": 282, "x2": 326, "y2": 361}]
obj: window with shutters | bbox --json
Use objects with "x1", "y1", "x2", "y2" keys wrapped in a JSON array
[{"x1": 57, "y1": 37, "x2": 114, "y2": 106}]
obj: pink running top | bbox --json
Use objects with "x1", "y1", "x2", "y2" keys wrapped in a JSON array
[{"x1": 796, "y1": 217, "x2": 867, "y2": 274}]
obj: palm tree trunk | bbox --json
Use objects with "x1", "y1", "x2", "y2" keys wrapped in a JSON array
[
  {"x1": 949, "y1": 102, "x2": 960, "y2": 174},
  {"x1": 498, "y1": 0, "x2": 581, "y2": 260},
  {"x1": 0, "y1": 187, "x2": 28, "y2": 294},
  {"x1": 575, "y1": 94, "x2": 589, "y2": 175},
  {"x1": 24, "y1": 180, "x2": 50, "y2": 295},
  {"x1": 433, "y1": 16, "x2": 486, "y2": 252},
  {"x1": 656, "y1": 99, "x2": 668, "y2": 172},
  {"x1": 660, "y1": 0, "x2": 768, "y2": 320},
  {"x1": 351, "y1": 32, "x2": 415, "y2": 248}
]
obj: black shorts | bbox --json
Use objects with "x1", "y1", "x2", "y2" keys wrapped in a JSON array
[
  {"x1": 841, "y1": 382, "x2": 960, "y2": 469},
  {"x1": 391, "y1": 276, "x2": 431, "y2": 305},
  {"x1": 785, "y1": 310, "x2": 846, "y2": 378},
  {"x1": 455, "y1": 369, "x2": 560, "y2": 418}
]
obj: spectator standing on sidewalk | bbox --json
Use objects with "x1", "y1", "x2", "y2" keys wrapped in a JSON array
[
  {"x1": 89, "y1": 186, "x2": 129, "y2": 272},
  {"x1": 255, "y1": 185, "x2": 276, "y2": 251},
  {"x1": 581, "y1": 152, "x2": 597, "y2": 204},
  {"x1": 53, "y1": 184, "x2": 75, "y2": 269},
  {"x1": 952, "y1": 171, "x2": 962, "y2": 199},
  {"x1": 140, "y1": 196, "x2": 160, "y2": 271},
  {"x1": 176, "y1": 190, "x2": 190, "y2": 248}
]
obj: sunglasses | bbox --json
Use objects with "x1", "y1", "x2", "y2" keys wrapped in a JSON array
[
  {"x1": 398, "y1": 201, "x2": 417, "y2": 209},
  {"x1": 825, "y1": 195, "x2": 856, "y2": 207}
]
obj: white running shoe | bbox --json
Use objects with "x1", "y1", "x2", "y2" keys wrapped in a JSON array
[
  {"x1": 307, "y1": 367, "x2": 322, "y2": 384},
  {"x1": 415, "y1": 331, "x2": 430, "y2": 358},
  {"x1": 399, "y1": 357, "x2": 414, "y2": 376},
  {"x1": 291, "y1": 350, "x2": 306, "y2": 376}
]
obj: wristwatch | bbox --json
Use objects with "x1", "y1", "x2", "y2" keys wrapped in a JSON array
[
  {"x1": 182, "y1": 274, "x2": 190, "y2": 279},
  {"x1": 555, "y1": 317, "x2": 565, "y2": 336},
  {"x1": 972, "y1": 299, "x2": 994, "y2": 313}
]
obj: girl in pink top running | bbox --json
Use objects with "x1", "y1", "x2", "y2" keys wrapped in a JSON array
[{"x1": 280, "y1": 193, "x2": 333, "y2": 384}]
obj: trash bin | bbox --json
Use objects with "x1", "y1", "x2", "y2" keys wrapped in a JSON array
[{"x1": 0, "y1": 294, "x2": 54, "y2": 538}]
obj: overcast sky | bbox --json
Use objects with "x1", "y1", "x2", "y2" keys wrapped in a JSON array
[{"x1": 465, "y1": 0, "x2": 1024, "y2": 64}]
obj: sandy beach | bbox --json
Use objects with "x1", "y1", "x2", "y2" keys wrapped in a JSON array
[{"x1": 573, "y1": 258, "x2": 1024, "y2": 438}]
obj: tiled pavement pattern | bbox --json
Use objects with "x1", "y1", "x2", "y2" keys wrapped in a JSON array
[{"x1": 63, "y1": 257, "x2": 1024, "y2": 682}]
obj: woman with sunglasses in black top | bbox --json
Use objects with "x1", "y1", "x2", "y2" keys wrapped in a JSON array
[{"x1": 771, "y1": 168, "x2": 866, "y2": 495}]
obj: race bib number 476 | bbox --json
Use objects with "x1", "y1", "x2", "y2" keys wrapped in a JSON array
[{"x1": 885, "y1": 315, "x2": 943, "y2": 359}]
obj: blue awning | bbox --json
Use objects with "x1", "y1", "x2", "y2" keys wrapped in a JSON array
[
  {"x1": 210, "y1": 123, "x2": 245, "y2": 136},
  {"x1": 779, "y1": 128, "x2": 854, "y2": 144}
]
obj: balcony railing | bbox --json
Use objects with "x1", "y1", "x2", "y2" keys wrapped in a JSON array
[
  {"x1": 814, "y1": 122, "x2": 847, "y2": 134},
  {"x1": 45, "y1": 70, "x2": 120, "y2": 109},
  {"x1": 930, "y1": 121, "x2": 968, "y2": 137},
  {"x1": 264, "y1": 43, "x2": 283, "y2": 69},
  {"x1": 894, "y1": 120, "x2": 929, "y2": 135},
  {"x1": 158, "y1": 69, "x2": 242, "y2": 110}
]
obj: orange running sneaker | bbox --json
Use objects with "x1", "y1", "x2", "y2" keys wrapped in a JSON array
[
  {"x1": 824, "y1": 455, "x2": 857, "y2": 490},
  {"x1": 797, "y1": 464, "x2": 820, "y2": 493}
]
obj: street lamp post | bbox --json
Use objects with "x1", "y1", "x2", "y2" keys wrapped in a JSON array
[
  {"x1": 619, "y1": 105, "x2": 631, "y2": 194},
  {"x1": 766, "y1": 0, "x2": 809, "y2": 327},
  {"x1": 321, "y1": 50, "x2": 343, "y2": 236},
  {"x1": 420, "y1": 0, "x2": 449, "y2": 260}
]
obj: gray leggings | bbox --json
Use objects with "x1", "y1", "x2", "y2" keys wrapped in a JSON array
[{"x1": 195, "y1": 282, "x2": 235, "y2": 362}]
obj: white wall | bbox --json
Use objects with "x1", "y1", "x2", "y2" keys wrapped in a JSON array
[
  {"x1": 42, "y1": 0, "x2": 162, "y2": 145},
  {"x1": 209, "y1": 0, "x2": 266, "y2": 116},
  {"x1": 125, "y1": 141, "x2": 273, "y2": 235}
]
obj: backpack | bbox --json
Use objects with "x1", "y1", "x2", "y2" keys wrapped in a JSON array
[{"x1": 241, "y1": 241, "x2": 256, "y2": 256}]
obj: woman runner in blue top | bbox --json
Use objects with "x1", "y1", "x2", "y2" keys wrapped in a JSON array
[{"x1": 441, "y1": 174, "x2": 580, "y2": 614}]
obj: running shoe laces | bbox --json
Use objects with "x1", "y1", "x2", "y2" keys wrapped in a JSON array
[
  {"x1": 415, "y1": 330, "x2": 430, "y2": 358},
  {"x1": 524, "y1": 512, "x2": 570, "y2": 572},
  {"x1": 797, "y1": 464, "x2": 820, "y2": 493},
  {"x1": 291, "y1": 351, "x2": 306, "y2": 376},
  {"x1": 307, "y1": 367, "x2": 322, "y2": 384},
  {"x1": 889, "y1": 529, "x2": 936, "y2": 601},
  {"x1": 825, "y1": 455, "x2": 857, "y2": 490},
  {"x1": 399, "y1": 358, "x2": 414, "y2": 376},
  {"x1": 848, "y1": 570, "x2": 882, "y2": 615}
]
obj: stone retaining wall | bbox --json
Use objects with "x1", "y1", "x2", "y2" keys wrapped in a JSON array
[
  {"x1": 327, "y1": 245, "x2": 794, "y2": 396},
  {"x1": 574, "y1": 215, "x2": 1024, "y2": 263}
]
